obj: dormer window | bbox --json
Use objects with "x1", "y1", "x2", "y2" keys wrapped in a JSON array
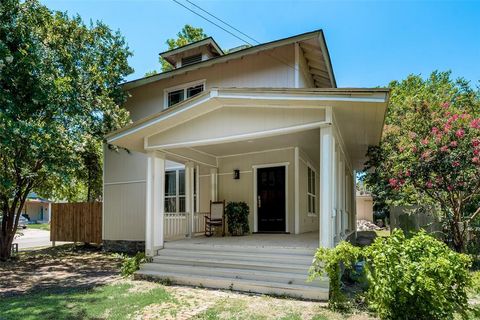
[
  {"x1": 164, "y1": 80, "x2": 205, "y2": 108},
  {"x1": 181, "y1": 54, "x2": 202, "y2": 67},
  {"x1": 159, "y1": 38, "x2": 223, "y2": 70}
]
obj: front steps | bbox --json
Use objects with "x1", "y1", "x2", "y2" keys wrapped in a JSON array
[{"x1": 136, "y1": 241, "x2": 329, "y2": 300}]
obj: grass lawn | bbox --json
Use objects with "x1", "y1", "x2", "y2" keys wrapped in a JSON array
[
  {"x1": 0, "y1": 281, "x2": 172, "y2": 320},
  {"x1": 27, "y1": 223, "x2": 50, "y2": 231},
  {"x1": 1, "y1": 244, "x2": 479, "y2": 320}
]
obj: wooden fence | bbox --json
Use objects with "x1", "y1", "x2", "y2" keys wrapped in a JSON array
[{"x1": 50, "y1": 202, "x2": 102, "y2": 244}]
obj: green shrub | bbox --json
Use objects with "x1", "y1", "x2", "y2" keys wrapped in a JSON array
[
  {"x1": 310, "y1": 229, "x2": 472, "y2": 319},
  {"x1": 225, "y1": 201, "x2": 250, "y2": 236},
  {"x1": 309, "y1": 241, "x2": 361, "y2": 310},
  {"x1": 364, "y1": 229, "x2": 472, "y2": 320},
  {"x1": 120, "y1": 252, "x2": 150, "y2": 277}
]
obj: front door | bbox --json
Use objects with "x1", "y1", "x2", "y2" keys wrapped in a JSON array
[{"x1": 257, "y1": 166, "x2": 286, "y2": 232}]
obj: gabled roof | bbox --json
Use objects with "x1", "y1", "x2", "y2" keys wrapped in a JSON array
[
  {"x1": 123, "y1": 29, "x2": 337, "y2": 90},
  {"x1": 160, "y1": 37, "x2": 223, "y2": 66},
  {"x1": 106, "y1": 87, "x2": 389, "y2": 170}
]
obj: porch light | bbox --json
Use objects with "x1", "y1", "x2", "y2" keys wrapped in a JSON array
[{"x1": 233, "y1": 169, "x2": 240, "y2": 180}]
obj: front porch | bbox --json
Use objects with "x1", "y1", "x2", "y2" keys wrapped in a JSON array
[{"x1": 107, "y1": 87, "x2": 389, "y2": 299}]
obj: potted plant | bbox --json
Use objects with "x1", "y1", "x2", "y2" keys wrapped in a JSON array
[{"x1": 225, "y1": 201, "x2": 250, "y2": 236}]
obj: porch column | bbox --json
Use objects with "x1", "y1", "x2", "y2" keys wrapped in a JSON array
[
  {"x1": 145, "y1": 151, "x2": 165, "y2": 257},
  {"x1": 210, "y1": 168, "x2": 218, "y2": 202},
  {"x1": 338, "y1": 159, "x2": 345, "y2": 239},
  {"x1": 294, "y1": 147, "x2": 300, "y2": 234},
  {"x1": 47, "y1": 202, "x2": 52, "y2": 222},
  {"x1": 185, "y1": 162, "x2": 195, "y2": 237},
  {"x1": 319, "y1": 126, "x2": 335, "y2": 248}
]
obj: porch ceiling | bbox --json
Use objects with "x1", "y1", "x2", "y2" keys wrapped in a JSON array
[{"x1": 166, "y1": 128, "x2": 320, "y2": 168}]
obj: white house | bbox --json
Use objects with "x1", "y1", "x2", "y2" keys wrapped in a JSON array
[{"x1": 104, "y1": 30, "x2": 389, "y2": 299}]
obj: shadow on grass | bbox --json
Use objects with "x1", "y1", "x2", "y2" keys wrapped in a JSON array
[
  {"x1": 0, "y1": 282, "x2": 172, "y2": 320},
  {"x1": 0, "y1": 244, "x2": 122, "y2": 297}
]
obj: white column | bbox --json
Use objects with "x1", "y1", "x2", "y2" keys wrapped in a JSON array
[
  {"x1": 320, "y1": 126, "x2": 335, "y2": 248},
  {"x1": 294, "y1": 147, "x2": 300, "y2": 234},
  {"x1": 47, "y1": 202, "x2": 52, "y2": 222},
  {"x1": 338, "y1": 159, "x2": 345, "y2": 238},
  {"x1": 185, "y1": 162, "x2": 195, "y2": 237},
  {"x1": 352, "y1": 170, "x2": 357, "y2": 239},
  {"x1": 145, "y1": 151, "x2": 165, "y2": 257},
  {"x1": 210, "y1": 167, "x2": 218, "y2": 202}
]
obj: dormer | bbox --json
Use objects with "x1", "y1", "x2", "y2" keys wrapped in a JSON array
[{"x1": 160, "y1": 37, "x2": 223, "y2": 69}]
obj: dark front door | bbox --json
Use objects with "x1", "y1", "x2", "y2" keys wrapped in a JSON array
[{"x1": 257, "y1": 166, "x2": 286, "y2": 232}]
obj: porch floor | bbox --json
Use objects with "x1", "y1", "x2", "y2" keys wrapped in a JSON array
[{"x1": 164, "y1": 232, "x2": 319, "y2": 250}]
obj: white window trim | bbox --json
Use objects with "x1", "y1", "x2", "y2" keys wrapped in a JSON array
[
  {"x1": 307, "y1": 164, "x2": 317, "y2": 217},
  {"x1": 163, "y1": 79, "x2": 206, "y2": 109}
]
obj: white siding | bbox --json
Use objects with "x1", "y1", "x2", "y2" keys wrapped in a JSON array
[{"x1": 125, "y1": 45, "x2": 295, "y2": 121}]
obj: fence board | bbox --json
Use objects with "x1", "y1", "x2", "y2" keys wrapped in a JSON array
[{"x1": 50, "y1": 202, "x2": 102, "y2": 243}]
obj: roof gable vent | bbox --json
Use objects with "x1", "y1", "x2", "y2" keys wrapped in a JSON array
[{"x1": 181, "y1": 54, "x2": 203, "y2": 67}]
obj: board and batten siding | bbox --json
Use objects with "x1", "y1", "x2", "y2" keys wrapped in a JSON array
[
  {"x1": 125, "y1": 45, "x2": 296, "y2": 122},
  {"x1": 103, "y1": 145, "x2": 147, "y2": 241}
]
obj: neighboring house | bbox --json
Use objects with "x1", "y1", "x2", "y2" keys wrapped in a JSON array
[
  {"x1": 23, "y1": 192, "x2": 52, "y2": 223},
  {"x1": 356, "y1": 190, "x2": 374, "y2": 222},
  {"x1": 104, "y1": 30, "x2": 389, "y2": 299}
]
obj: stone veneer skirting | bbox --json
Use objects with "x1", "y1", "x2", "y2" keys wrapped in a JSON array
[{"x1": 103, "y1": 240, "x2": 145, "y2": 254}]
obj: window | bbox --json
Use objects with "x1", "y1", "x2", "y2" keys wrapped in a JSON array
[
  {"x1": 164, "y1": 168, "x2": 198, "y2": 213},
  {"x1": 165, "y1": 171, "x2": 177, "y2": 213},
  {"x1": 165, "y1": 81, "x2": 205, "y2": 108},
  {"x1": 167, "y1": 89, "x2": 184, "y2": 107},
  {"x1": 307, "y1": 166, "x2": 316, "y2": 215}
]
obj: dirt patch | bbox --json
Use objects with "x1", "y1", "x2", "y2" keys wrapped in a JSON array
[{"x1": 0, "y1": 244, "x2": 122, "y2": 297}]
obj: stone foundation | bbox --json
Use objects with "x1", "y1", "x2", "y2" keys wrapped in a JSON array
[{"x1": 103, "y1": 240, "x2": 145, "y2": 254}]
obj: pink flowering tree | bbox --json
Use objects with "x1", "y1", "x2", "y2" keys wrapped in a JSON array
[{"x1": 364, "y1": 72, "x2": 480, "y2": 252}]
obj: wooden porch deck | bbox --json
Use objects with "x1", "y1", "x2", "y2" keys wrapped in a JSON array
[{"x1": 165, "y1": 232, "x2": 319, "y2": 250}]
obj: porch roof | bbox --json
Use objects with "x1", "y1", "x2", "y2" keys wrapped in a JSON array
[{"x1": 106, "y1": 87, "x2": 389, "y2": 170}]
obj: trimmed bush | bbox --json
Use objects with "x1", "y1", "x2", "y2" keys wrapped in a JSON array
[
  {"x1": 364, "y1": 229, "x2": 471, "y2": 319},
  {"x1": 225, "y1": 201, "x2": 250, "y2": 236},
  {"x1": 310, "y1": 229, "x2": 472, "y2": 319}
]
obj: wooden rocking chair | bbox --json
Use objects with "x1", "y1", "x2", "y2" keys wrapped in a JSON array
[{"x1": 204, "y1": 200, "x2": 225, "y2": 237}]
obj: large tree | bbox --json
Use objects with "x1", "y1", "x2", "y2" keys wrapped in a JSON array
[
  {"x1": 145, "y1": 24, "x2": 207, "y2": 76},
  {"x1": 0, "y1": 0, "x2": 132, "y2": 259},
  {"x1": 364, "y1": 71, "x2": 480, "y2": 252}
]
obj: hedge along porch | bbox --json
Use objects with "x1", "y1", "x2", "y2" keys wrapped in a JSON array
[{"x1": 106, "y1": 87, "x2": 389, "y2": 256}]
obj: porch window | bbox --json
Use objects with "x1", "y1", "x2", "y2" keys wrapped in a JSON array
[
  {"x1": 164, "y1": 168, "x2": 198, "y2": 213},
  {"x1": 307, "y1": 166, "x2": 316, "y2": 215},
  {"x1": 165, "y1": 80, "x2": 205, "y2": 108}
]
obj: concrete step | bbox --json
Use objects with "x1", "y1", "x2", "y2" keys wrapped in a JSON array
[
  {"x1": 157, "y1": 248, "x2": 314, "y2": 265},
  {"x1": 140, "y1": 263, "x2": 328, "y2": 288},
  {"x1": 163, "y1": 241, "x2": 316, "y2": 256},
  {"x1": 152, "y1": 255, "x2": 311, "y2": 274},
  {"x1": 135, "y1": 269, "x2": 329, "y2": 300}
]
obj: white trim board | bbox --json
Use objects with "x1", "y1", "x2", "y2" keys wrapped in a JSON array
[
  {"x1": 252, "y1": 162, "x2": 289, "y2": 233},
  {"x1": 146, "y1": 121, "x2": 329, "y2": 150}
]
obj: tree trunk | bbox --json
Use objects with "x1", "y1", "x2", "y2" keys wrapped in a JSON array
[
  {"x1": 450, "y1": 213, "x2": 465, "y2": 253},
  {"x1": 0, "y1": 232, "x2": 14, "y2": 261}
]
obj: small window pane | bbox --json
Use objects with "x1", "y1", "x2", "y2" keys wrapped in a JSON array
[
  {"x1": 178, "y1": 170, "x2": 185, "y2": 195},
  {"x1": 165, "y1": 171, "x2": 176, "y2": 196},
  {"x1": 179, "y1": 196, "x2": 186, "y2": 212},
  {"x1": 168, "y1": 89, "x2": 184, "y2": 107},
  {"x1": 186, "y1": 84, "x2": 204, "y2": 98},
  {"x1": 165, "y1": 197, "x2": 176, "y2": 213}
]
